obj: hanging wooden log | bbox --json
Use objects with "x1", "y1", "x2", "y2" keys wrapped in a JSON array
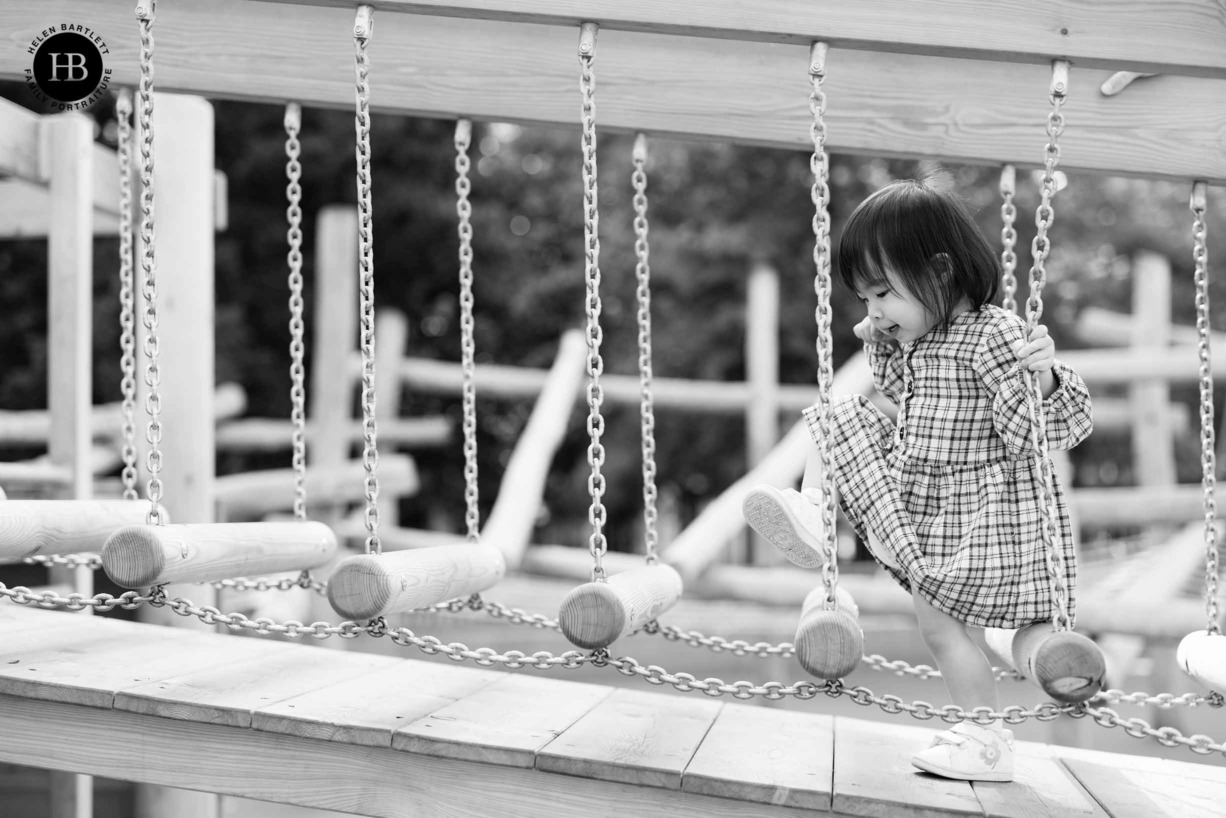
[
  {"x1": 326, "y1": 544, "x2": 506, "y2": 619},
  {"x1": 985, "y1": 623, "x2": 1106, "y2": 704},
  {"x1": 1178, "y1": 630, "x2": 1226, "y2": 695},
  {"x1": 0, "y1": 500, "x2": 164, "y2": 562},
  {"x1": 101, "y1": 521, "x2": 336, "y2": 588},
  {"x1": 793, "y1": 583, "x2": 862, "y2": 680},
  {"x1": 558, "y1": 563, "x2": 684, "y2": 650}
]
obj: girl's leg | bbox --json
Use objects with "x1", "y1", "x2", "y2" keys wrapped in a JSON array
[
  {"x1": 910, "y1": 587, "x2": 1014, "y2": 781},
  {"x1": 911, "y1": 587, "x2": 997, "y2": 710}
]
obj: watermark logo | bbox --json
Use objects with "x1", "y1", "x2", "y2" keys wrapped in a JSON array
[{"x1": 24, "y1": 24, "x2": 112, "y2": 111}]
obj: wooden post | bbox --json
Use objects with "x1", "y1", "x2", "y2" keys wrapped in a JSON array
[
  {"x1": 310, "y1": 205, "x2": 359, "y2": 472},
  {"x1": 745, "y1": 262, "x2": 781, "y2": 565},
  {"x1": 133, "y1": 92, "x2": 219, "y2": 818},
  {"x1": 45, "y1": 106, "x2": 95, "y2": 818},
  {"x1": 374, "y1": 309, "x2": 409, "y2": 526},
  {"x1": 485, "y1": 329, "x2": 587, "y2": 570}
]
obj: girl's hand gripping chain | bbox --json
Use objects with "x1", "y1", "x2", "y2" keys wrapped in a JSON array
[{"x1": 1012, "y1": 325, "x2": 1056, "y2": 397}]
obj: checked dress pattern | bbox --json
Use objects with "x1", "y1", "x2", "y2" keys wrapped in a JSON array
[{"x1": 805, "y1": 305, "x2": 1094, "y2": 628}]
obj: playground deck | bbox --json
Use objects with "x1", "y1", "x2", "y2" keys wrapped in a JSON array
[{"x1": 0, "y1": 603, "x2": 1221, "y2": 818}]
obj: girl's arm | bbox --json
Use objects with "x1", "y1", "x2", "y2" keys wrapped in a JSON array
[
  {"x1": 974, "y1": 323, "x2": 1094, "y2": 454},
  {"x1": 854, "y1": 316, "x2": 905, "y2": 403}
]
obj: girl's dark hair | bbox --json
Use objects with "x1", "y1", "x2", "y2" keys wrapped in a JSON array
[{"x1": 836, "y1": 173, "x2": 999, "y2": 327}]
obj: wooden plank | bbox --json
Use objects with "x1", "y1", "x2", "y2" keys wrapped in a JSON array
[
  {"x1": 1, "y1": 2, "x2": 1223, "y2": 182},
  {"x1": 0, "y1": 614, "x2": 274, "y2": 708},
  {"x1": 972, "y1": 752, "x2": 1098, "y2": 818},
  {"x1": 0, "y1": 180, "x2": 120, "y2": 238},
  {"x1": 256, "y1": 0, "x2": 1226, "y2": 79},
  {"x1": 832, "y1": 717, "x2": 982, "y2": 818},
  {"x1": 212, "y1": 453, "x2": 419, "y2": 517},
  {"x1": 115, "y1": 645, "x2": 399, "y2": 728},
  {"x1": 0, "y1": 694, "x2": 832, "y2": 818},
  {"x1": 682, "y1": 704, "x2": 833, "y2": 811},
  {"x1": 1061, "y1": 759, "x2": 1171, "y2": 818},
  {"x1": 0, "y1": 605, "x2": 92, "y2": 638},
  {"x1": 215, "y1": 416, "x2": 451, "y2": 452},
  {"x1": 254, "y1": 659, "x2": 504, "y2": 746},
  {"x1": 535, "y1": 687, "x2": 722, "y2": 789},
  {"x1": 394, "y1": 672, "x2": 612, "y2": 767}
]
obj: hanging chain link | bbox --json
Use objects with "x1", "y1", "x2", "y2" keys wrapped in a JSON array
[
  {"x1": 577, "y1": 23, "x2": 608, "y2": 581},
  {"x1": 455, "y1": 118, "x2": 481, "y2": 543},
  {"x1": 353, "y1": 6, "x2": 381, "y2": 554},
  {"x1": 135, "y1": 0, "x2": 164, "y2": 525},
  {"x1": 285, "y1": 102, "x2": 309, "y2": 521},
  {"x1": 1191, "y1": 181, "x2": 1220, "y2": 633},
  {"x1": 806, "y1": 43, "x2": 841, "y2": 609},
  {"x1": 1023, "y1": 61, "x2": 1071, "y2": 631},
  {"x1": 631, "y1": 133, "x2": 661, "y2": 565},
  {"x1": 999, "y1": 163, "x2": 1019, "y2": 315},
  {"x1": 115, "y1": 88, "x2": 140, "y2": 501}
]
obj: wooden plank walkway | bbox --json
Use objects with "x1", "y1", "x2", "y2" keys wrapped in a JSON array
[{"x1": 0, "y1": 603, "x2": 1223, "y2": 818}]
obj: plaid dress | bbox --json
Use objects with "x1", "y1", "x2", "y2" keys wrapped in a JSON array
[{"x1": 804, "y1": 305, "x2": 1093, "y2": 628}]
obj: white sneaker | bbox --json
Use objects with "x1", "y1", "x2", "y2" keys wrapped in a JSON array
[
  {"x1": 742, "y1": 486, "x2": 827, "y2": 569},
  {"x1": 911, "y1": 723, "x2": 1015, "y2": 782}
]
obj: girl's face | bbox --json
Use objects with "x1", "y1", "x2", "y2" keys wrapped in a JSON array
[{"x1": 854, "y1": 269, "x2": 938, "y2": 344}]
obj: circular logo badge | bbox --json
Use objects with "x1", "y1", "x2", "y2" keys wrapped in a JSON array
[{"x1": 26, "y1": 27, "x2": 112, "y2": 110}]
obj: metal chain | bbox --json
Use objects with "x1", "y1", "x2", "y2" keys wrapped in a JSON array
[
  {"x1": 631, "y1": 133, "x2": 660, "y2": 564},
  {"x1": 1097, "y1": 687, "x2": 1219, "y2": 709},
  {"x1": 1023, "y1": 61, "x2": 1071, "y2": 631},
  {"x1": 806, "y1": 43, "x2": 841, "y2": 608},
  {"x1": 353, "y1": 6, "x2": 381, "y2": 554},
  {"x1": 23, "y1": 553, "x2": 103, "y2": 570},
  {"x1": 115, "y1": 88, "x2": 140, "y2": 501},
  {"x1": 455, "y1": 119, "x2": 481, "y2": 543},
  {"x1": 1191, "y1": 181, "x2": 1220, "y2": 632},
  {"x1": 999, "y1": 163, "x2": 1019, "y2": 315},
  {"x1": 284, "y1": 103, "x2": 309, "y2": 521},
  {"x1": 210, "y1": 574, "x2": 328, "y2": 596},
  {"x1": 578, "y1": 23, "x2": 608, "y2": 581},
  {"x1": 0, "y1": 582, "x2": 150, "y2": 612},
  {"x1": 1080, "y1": 703, "x2": 1226, "y2": 758},
  {"x1": 135, "y1": 0, "x2": 164, "y2": 525}
]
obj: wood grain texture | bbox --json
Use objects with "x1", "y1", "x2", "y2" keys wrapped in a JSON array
[
  {"x1": 558, "y1": 563, "x2": 683, "y2": 649},
  {"x1": 0, "y1": 500, "x2": 162, "y2": 559},
  {"x1": 1062, "y1": 760, "x2": 1169, "y2": 818},
  {"x1": 1, "y1": 2, "x2": 1223, "y2": 181},
  {"x1": 212, "y1": 454, "x2": 419, "y2": 517},
  {"x1": 682, "y1": 704, "x2": 834, "y2": 811},
  {"x1": 254, "y1": 0, "x2": 1226, "y2": 78},
  {"x1": 535, "y1": 687, "x2": 722, "y2": 788},
  {"x1": 101, "y1": 521, "x2": 338, "y2": 587},
  {"x1": 253, "y1": 659, "x2": 504, "y2": 746},
  {"x1": 326, "y1": 544, "x2": 506, "y2": 618},
  {"x1": 394, "y1": 673, "x2": 611, "y2": 767},
  {"x1": 1177, "y1": 630, "x2": 1226, "y2": 695}
]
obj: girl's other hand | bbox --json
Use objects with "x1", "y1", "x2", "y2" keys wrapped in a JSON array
[
  {"x1": 1014, "y1": 325, "x2": 1055, "y2": 372},
  {"x1": 854, "y1": 316, "x2": 890, "y2": 344}
]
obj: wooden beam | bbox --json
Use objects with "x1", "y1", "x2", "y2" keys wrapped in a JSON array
[
  {"x1": 255, "y1": 0, "x2": 1226, "y2": 80},
  {"x1": 0, "y1": 97, "x2": 121, "y2": 215},
  {"x1": 1, "y1": 2, "x2": 1223, "y2": 182}
]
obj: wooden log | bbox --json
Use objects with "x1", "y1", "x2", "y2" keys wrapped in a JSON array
[
  {"x1": 558, "y1": 564, "x2": 684, "y2": 650},
  {"x1": 485, "y1": 330, "x2": 587, "y2": 570},
  {"x1": 216, "y1": 415, "x2": 451, "y2": 452},
  {"x1": 0, "y1": 500, "x2": 165, "y2": 561},
  {"x1": 1177, "y1": 630, "x2": 1226, "y2": 695},
  {"x1": 1074, "y1": 305, "x2": 1226, "y2": 349},
  {"x1": 746, "y1": 262, "x2": 781, "y2": 566},
  {"x1": 1073, "y1": 487, "x2": 1226, "y2": 528},
  {"x1": 984, "y1": 623, "x2": 1106, "y2": 704},
  {"x1": 101, "y1": 521, "x2": 337, "y2": 588},
  {"x1": 326, "y1": 544, "x2": 507, "y2": 619},
  {"x1": 793, "y1": 583, "x2": 863, "y2": 680},
  {"x1": 213, "y1": 453, "x2": 419, "y2": 519}
]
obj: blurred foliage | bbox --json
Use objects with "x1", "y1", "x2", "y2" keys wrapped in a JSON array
[{"x1": 2, "y1": 82, "x2": 1225, "y2": 553}]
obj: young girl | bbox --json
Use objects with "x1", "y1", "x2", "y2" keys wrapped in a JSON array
[{"x1": 744, "y1": 174, "x2": 1093, "y2": 782}]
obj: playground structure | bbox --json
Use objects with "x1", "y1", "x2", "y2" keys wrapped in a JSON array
[{"x1": 1, "y1": 1, "x2": 1225, "y2": 817}]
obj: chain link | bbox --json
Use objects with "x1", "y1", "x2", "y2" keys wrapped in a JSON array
[
  {"x1": 353, "y1": 6, "x2": 381, "y2": 554},
  {"x1": 22, "y1": 553, "x2": 103, "y2": 570},
  {"x1": 577, "y1": 24, "x2": 608, "y2": 581},
  {"x1": 454, "y1": 119, "x2": 481, "y2": 543},
  {"x1": 1191, "y1": 181, "x2": 1220, "y2": 632},
  {"x1": 115, "y1": 88, "x2": 140, "y2": 501},
  {"x1": 631, "y1": 133, "x2": 661, "y2": 565},
  {"x1": 998, "y1": 163, "x2": 1019, "y2": 315},
  {"x1": 284, "y1": 102, "x2": 309, "y2": 521},
  {"x1": 1, "y1": 582, "x2": 150, "y2": 612},
  {"x1": 135, "y1": 0, "x2": 164, "y2": 525},
  {"x1": 1023, "y1": 62, "x2": 1071, "y2": 631},
  {"x1": 1081, "y1": 702, "x2": 1226, "y2": 757},
  {"x1": 806, "y1": 43, "x2": 841, "y2": 608},
  {"x1": 210, "y1": 573, "x2": 329, "y2": 596}
]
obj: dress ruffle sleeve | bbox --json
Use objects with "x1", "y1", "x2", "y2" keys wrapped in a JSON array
[
  {"x1": 867, "y1": 340, "x2": 906, "y2": 404},
  {"x1": 974, "y1": 321, "x2": 1094, "y2": 456}
]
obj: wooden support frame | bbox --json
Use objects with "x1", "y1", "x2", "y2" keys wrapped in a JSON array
[{"x1": 0, "y1": 2, "x2": 1223, "y2": 182}]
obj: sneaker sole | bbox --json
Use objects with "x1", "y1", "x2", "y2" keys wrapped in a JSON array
[
  {"x1": 911, "y1": 756, "x2": 1014, "y2": 783},
  {"x1": 742, "y1": 488, "x2": 825, "y2": 569}
]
